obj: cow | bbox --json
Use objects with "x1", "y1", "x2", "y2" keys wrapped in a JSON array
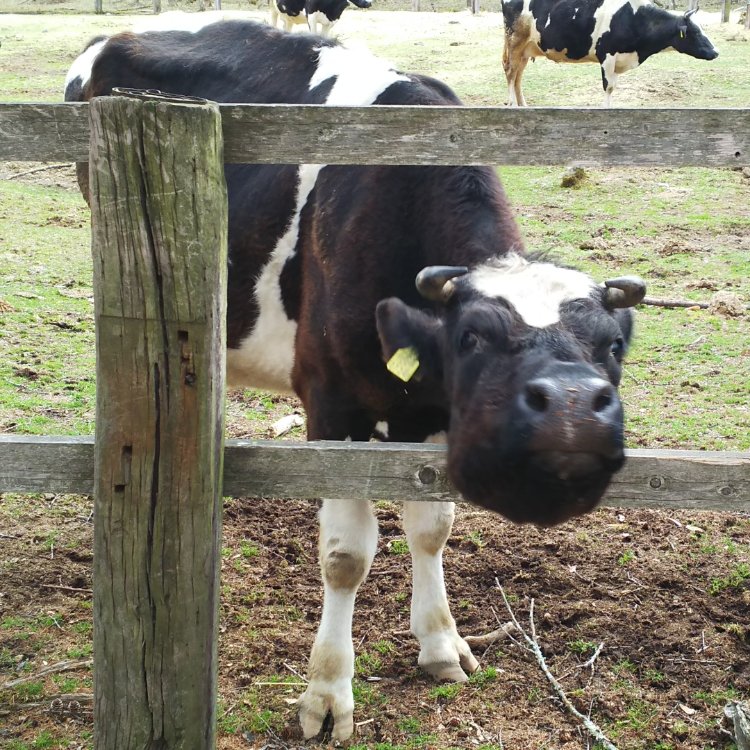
[
  {"x1": 501, "y1": 0, "x2": 719, "y2": 106},
  {"x1": 65, "y1": 19, "x2": 645, "y2": 741},
  {"x1": 270, "y1": 0, "x2": 371, "y2": 36}
]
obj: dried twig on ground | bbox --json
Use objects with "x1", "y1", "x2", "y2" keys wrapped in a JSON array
[
  {"x1": 464, "y1": 621, "x2": 516, "y2": 649},
  {"x1": 1, "y1": 658, "x2": 92, "y2": 690},
  {"x1": 642, "y1": 295, "x2": 749, "y2": 312},
  {"x1": 39, "y1": 583, "x2": 93, "y2": 594},
  {"x1": 4, "y1": 163, "x2": 72, "y2": 180},
  {"x1": 495, "y1": 580, "x2": 620, "y2": 750}
]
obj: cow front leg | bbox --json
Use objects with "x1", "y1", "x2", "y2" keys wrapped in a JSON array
[
  {"x1": 600, "y1": 55, "x2": 618, "y2": 107},
  {"x1": 297, "y1": 498, "x2": 378, "y2": 742},
  {"x1": 403, "y1": 500, "x2": 479, "y2": 681}
]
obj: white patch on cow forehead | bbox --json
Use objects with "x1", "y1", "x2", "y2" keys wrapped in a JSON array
[
  {"x1": 64, "y1": 39, "x2": 107, "y2": 90},
  {"x1": 310, "y1": 44, "x2": 409, "y2": 105},
  {"x1": 469, "y1": 254, "x2": 596, "y2": 328}
]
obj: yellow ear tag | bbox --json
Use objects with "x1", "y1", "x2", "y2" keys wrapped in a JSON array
[
  {"x1": 680, "y1": 29, "x2": 685, "y2": 37},
  {"x1": 386, "y1": 347, "x2": 420, "y2": 382}
]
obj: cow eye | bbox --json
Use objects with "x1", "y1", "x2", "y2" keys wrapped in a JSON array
[
  {"x1": 610, "y1": 336, "x2": 625, "y2": 359},
  {"x1": 459, "y1": 329, "x2": 479, "y2": 352}
]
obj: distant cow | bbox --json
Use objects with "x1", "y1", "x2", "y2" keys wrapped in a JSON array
[
  {"x1": 66, "y1": 20, "x2": 645, "y2": 742},
  {"x1": 501, "y1": 0, "x2": 718, "y2": 106},
  {"x1": 270, "y1": 0, "x2": 371, "y2": 36}
]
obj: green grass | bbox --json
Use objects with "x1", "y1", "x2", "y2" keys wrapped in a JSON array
[
  {"x1": 0, "y1": 180, "x2": 94, "y2": 436},
  {"x1": 498, "y1": 164, "x2": 750, "y2": 451}
]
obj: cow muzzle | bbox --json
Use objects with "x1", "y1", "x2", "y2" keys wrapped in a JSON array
[
  {"x1": 511, "y1": 363, "x2": 624, "y2": 523},
  {"x1": 448, "y1": 362, "x2": 626, "y2": 527},
  {"x1": 519, "y1": 366, "x2": 624, "y2": 460}
]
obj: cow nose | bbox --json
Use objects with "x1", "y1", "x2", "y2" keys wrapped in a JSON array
[
  {"x1": 518, "y1": 369, "x2": 623, "y2": 458},
  {"x1": 523, "y1": 377, "x2": 618, "y2": 420}
]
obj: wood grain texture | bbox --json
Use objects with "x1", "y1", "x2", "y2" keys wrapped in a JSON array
[
  {"x1": 0, "y1": 103, "x2": 90, "y2": 161},
  {"x1": 2, "y1": 436, "x2": 747, "y2": 513},
  {"x1": 89, "y1": 95, "x2": 227, "y2": 750},
  {"x1": 1, "y1": 101, "x2": 748, "y2": 166}
]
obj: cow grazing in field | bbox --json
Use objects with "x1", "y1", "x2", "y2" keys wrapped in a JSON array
[
  {"x1": 65, "y1": 20, "x2": 645, "y2": 741},
  {"x1": 501, "y1": 0, "x2": 718, "y2": 106},
  {"x1": 270, "y1": 0, "x2": 371, "y2": 36}
]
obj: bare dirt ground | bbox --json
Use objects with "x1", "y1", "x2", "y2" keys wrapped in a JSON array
[{"x1": 2, "y1": 494, "x2": 749, "y2": 750}]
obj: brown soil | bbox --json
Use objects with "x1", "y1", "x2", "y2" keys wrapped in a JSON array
[{"x1": 1, "y1": 491, "x2": 749, "y2": 749}]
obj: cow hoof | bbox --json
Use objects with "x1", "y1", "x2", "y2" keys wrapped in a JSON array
[
  {"x1": 297, "y1": 684, "x2": 354, "y2": 742},
  {"x1": 420, "y1": 639, "x2": 480, "y2": 682},
  {"x1": 422, "y1": 660, "x2": 471, "y2": 683}
]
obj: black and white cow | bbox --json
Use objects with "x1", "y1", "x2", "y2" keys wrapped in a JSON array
[
  {"x1": 270, "y1": 0, "x2": 371, "y2": 36},
  {"x1": 501, "y1": 0, "x2": 718, "y2": 106},
  {"x1": 65, "y1": 20, "x2": 645, "y2": 741}
]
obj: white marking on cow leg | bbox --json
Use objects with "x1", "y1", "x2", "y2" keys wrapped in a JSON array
[
  {"x1": 298, "y1": 499, "x2": 378, "y2": 742},
  {"x1": 601, "y1": 54, "x2": 618, "y2": 107},
  {"x1": 403, "y1": 499, "x2": 479, "y2": 682},
  {"x1": 307, "y1": 11, "x2": 332, "y2": 36}
]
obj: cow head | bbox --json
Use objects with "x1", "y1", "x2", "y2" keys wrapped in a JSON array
[
  {"x1": 376, "y1": 254, "x2": 645, "y2": 527},
  {"x1": 676, "y1": 10, "x2": 718, "y2": 60}
]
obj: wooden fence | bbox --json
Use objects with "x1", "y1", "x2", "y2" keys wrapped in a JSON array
[{"x1": 0, "y1": 99, "x2": 749, "y2": 750}]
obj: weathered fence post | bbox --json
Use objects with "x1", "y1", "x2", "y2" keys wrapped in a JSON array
[
  {"x1": 721, "y1": 0, "x2": 731, "y2": 22},
  {"x1": 88, "y1": 92, "x2": 227, "y2": 750}
]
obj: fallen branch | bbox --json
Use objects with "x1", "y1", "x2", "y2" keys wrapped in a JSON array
[
  {"x1": 4, "y1": 163, "x2": 72, "y2": 181},
  {"x1": 1, "y1": 658, "x2": 92, "y2": 690},
  {"x1": 0, "y1": 692, "x2": 93, "y2": 714},
  {"x1": 642, "y1": 296, "x2": 749, "y2": 312},
  {"x1": 40, "y1": 583, "x2": 93, "y2": 594},
  {"x1": 643, "y1": 296, "x2": 709, "y2": 309},
  {"x1": 495, "y1": 580, "x2": 619, "y2": 750},
  {"x1": 464, "y1": 621, "x2": 516, "y2": 649},
  {"x1": 580, "y1": 642, "x2": 605, "y2": 670}
]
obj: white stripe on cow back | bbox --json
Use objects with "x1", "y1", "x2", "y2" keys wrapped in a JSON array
[
  {"x1": 309, "y1": 44, "x2": 409, "y2": 105},
  {"x1": 227, "y1": 43, "x2": 408, "y2": 393},
  {"x1": 469, "y1": 253, "x2": 597, "y2": 328},
  {"x1": 65, "y1": 15, "x2": 228, "y2": 95},
  {"x1": 227, "y1": 163, "x2": 323, "y2": 392},
  {"x1": 64, "y1": 39, "x2": 107, "y2": 91}
]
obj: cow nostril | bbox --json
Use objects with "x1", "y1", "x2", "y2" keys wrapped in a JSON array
[
  {"x1": 525, "y1": 383, "x2": 550, "y2": 413},
  {"x1": 593, "y1": 386, "x2": 614, "y2": 414}
]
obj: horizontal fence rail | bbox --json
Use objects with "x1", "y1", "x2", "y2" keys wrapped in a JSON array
[
  {"x1": 1, "y1": 102, "x2": 749, "y2": 166},
  {"x1": 1, "y1": 435, "x2": 748, "y2": 513}
]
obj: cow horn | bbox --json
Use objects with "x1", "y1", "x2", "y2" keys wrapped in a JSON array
[
  {"x1": 415, "y1": 266, "x2": 469, "y2": 302},
  {"x1": 603, "y1": 276, "x2": 647, "y2": 309},
  {"x1": 685, "y1": 7, "x2": 698, "y2": 17}
]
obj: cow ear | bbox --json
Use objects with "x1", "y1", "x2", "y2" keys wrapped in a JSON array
[{"x1": 375, "y1": 298, "x2": 444, "y2": 383}]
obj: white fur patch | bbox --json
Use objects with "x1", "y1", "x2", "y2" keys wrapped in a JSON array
[
  {"x1": 310, "y1": 45, "x2": 409, "y2": 105},
  {"x1": 226, "y1": 164, "x2": 322, "y2": 391},
  {"x1": 469, "y1": 254, "x2": 596, "y2": 328},
  {"x1": 229, "y1": 40, "x2": 407, "y2": 392},
  {"x1": 590, "y1": 0, "x2": 647, "y2": 54},
  {"x1": 64, "y1": 39, "x2": 106, "y2": 91}
]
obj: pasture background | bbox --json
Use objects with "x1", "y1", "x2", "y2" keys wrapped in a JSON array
[{"x1": 0, "y1": 8, "x2": 749, "y2": 750}]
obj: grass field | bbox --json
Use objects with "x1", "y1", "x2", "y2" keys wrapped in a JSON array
[
  {"x1": 1, "y1": 8, "x2": 748, "y2": 448},
  {"x1": 0, "y1": 10, "x2": 749, "y2": 750}
]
